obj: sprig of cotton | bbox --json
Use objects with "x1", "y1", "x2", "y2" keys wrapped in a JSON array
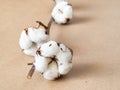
[{"x1": 20, "y1": 0, "x2": 74, "y2": 80}]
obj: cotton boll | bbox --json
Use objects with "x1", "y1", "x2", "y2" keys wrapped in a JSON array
[
  {"x1": 19, "y1": 30, "x2": 32, "y2": 49},
  {"x1": 23, "y1": 43, "x2": 38, "y2": 56},
  {"x1": 52, "y1": 1, "x2": 73, "y2": 24},
  {"x1": 28, "y1": 27, "x2": 50, "y2": 44},
  {"x1": 56, "y1": 44, "x2": 73, "y2": 63},
  {"x1": 56, "y1": 44, "x2": 73, "y2": 75},
  {"x1": 43, "y1": 61, "x2": 59, "y2": 80},
  {"x1": 34, "y1": 53, "x2": 52, "y2": 73},
  {"x1": 40, "y1": 41, "x2": 59, "y2": 57},
  {"x1": 58, "y1": 62, "x2": 72, "y2": 75}
]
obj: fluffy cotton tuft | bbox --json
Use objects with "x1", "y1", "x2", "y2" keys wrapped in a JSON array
[
  {"x1": 43, "y1": 61, "x2": 59, "y2": 80},
  {"x1": 34, "y1": 54, "x2": 52, "y2": 73},
  {"x1": 56, "y1": 44, "x2": 72, "y2": 62},
  {"x1": 19, "y1": 30, "x2": 33, "y2": 49},
  {"x1": 28, "y1": 27, "x2": 50, "y2": 44},
  {"x1": 56, "y1": 44, "x2": 73, "y2": 75},
  {"x1": 23, "y1": 43, "x2": 38, "y2": 56},
  {"x1": 58, "y1": 62, "x2": 72, "y2": 75},
  {"x1": 52, "y1": 1, "x2": 73, "y2": 24},
  {"x1": 40, "y1": 41, "x2": 59, "y2": 57}
]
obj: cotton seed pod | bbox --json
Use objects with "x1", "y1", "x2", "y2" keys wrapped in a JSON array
[
  {"x1": 40, "y1": 41, "x2": 59, "y2": 57},
  {"x1": 34, "y1": 52, "x2": 52, "y2": 73},
  {"x1": 19, "y1": 30, "x2": 33, "y2": 49},
  {"x1": 28, "y1": 27, "x2": 50, "y2": 44},
  {"x1": 23, "y1": 43, "x2": 38, "y2": 56},
  {"x1": 56, "y1": 44, "x2": 73, "y2": 75},
  {"x1": 43, "y1": 61, "x2": 59, "y2": 80},
  {"x1": 52, "y1": 1, "x2": 73, "y2": 24}
]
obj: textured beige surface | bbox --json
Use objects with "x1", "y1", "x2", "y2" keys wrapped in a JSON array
[{"x1": 0, "y1": 0, "x2": 120, "y2": 90}]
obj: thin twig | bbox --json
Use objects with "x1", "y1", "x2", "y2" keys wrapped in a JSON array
[
  {"x1": 36, "y1": 21, "x2": 48, "y2": 29},
  {"x1": 50, "y1": 56, "x2": 58, "y2": 69},
  {"x1": 53, "y1": 0, "x2": 55, "y2": 2},
  {"x1": 46, "y1": 16, "x2": 54, "y2": 35},
  {"x1": 27, "y1": 63, "x2": 33, "y2": 65},
  {"x1": 27, "y1": 65, "x2": 35, "y2": 79}
]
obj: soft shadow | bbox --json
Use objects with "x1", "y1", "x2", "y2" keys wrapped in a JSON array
[
  {"x1": 70, "y1": 16, "x2": 95, "y2": 25},
  {"x1": 71, "y1": 63, "x2": 105, "y2": 79},
  {"x1": 69, "y1": 2, "x2": 94, "y2": 25},
  {"x1": 73, "y1": 3, "x2": 92, "y2": 10},
  {"x1": 57, "y1": 62, "x2": 104, "y2": 81}
]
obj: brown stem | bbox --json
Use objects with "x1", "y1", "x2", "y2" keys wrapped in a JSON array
[
  {"x1": 46, "y1": 16, "x2": 53, "y2": 35},
  {"x1": 27, "y1": 65, "x2": 35, "y2": 79},
  {"x1": 48, "y1": 60, "x2": 53, "y2": 65},
  {"x1": 27, "y1": 63, "x2": 33, "y2": 65},
  {"x1": 53, "y1": 0, "x2": 57, "y2": 4},
  {"x1": 36, "y1": 16, "x2": 53, "y2": 35},
  {"x1": 50, "y1": 56, "x2": 59, "y2": 69},
  {"x1": 53, "y1": 0, "x2": 55, "y2": 2},
  {"x1": 36, "y1": 21, "x2": 48, "y2": 29}
]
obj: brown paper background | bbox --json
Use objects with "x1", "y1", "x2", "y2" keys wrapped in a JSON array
[{"x1": 0, "y1": 0, "x2": 120, "y2": 90}]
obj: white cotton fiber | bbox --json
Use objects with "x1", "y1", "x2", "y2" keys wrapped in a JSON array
[
  {"x1": 58, "y1": 62, "x2": 72, "y2": 75},
  {"x1": 56, "y1": 44, "x2": 72, "y2": 62},
  {"x1": 23, "y1": 43, "x2": 38, "y2": 56},
  {"x1": 40, "y1": 41, "x2": 59, "y2": 57},
  {"x1": 52, "y1": 1, "x2": 73, "y2": 24},
  {"x1": 43, "y1": 61, "x2": 59, "y2": 80},
  {"x1": 56, "y1": 43, "x2": 73, "y2": 75},
  {"x1": 34, "y1": 54, "x2": 52, "y2": 73},
  {"x1": 19, "y1": 30, "x2": 32, "y2": 49},
  {"x1": 28, "y1": 27, "x2": 50, "y2": 44}
]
